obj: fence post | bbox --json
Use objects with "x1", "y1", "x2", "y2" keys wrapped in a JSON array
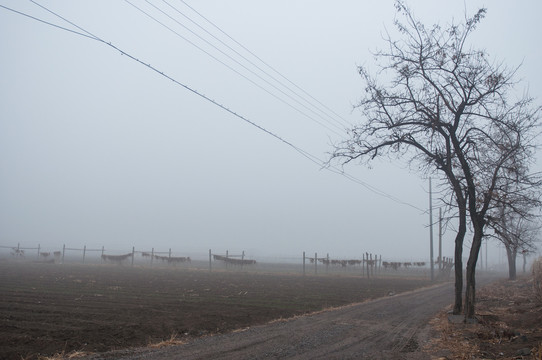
[
  {"x1": 131, "y1": 246, "x2": 135, "y2": 267},
  {"x1": 62, "y1": 244, "x2": 65, "y2": 264},
  {"x1": 151, "y1": 248, "x2": 154, "y2": 268},
  {"x1": 169, "y1": 248, "x2": 172, "y2": 259},
  {"x1": 37, "y1": 244, "x2": 40, "y2": 259},
  {"x1": 365, "y1": 253, "x2": 370, "y2": 279},
  {"x1": 83, "y1": 245, "x2": 86, "y2": 264},
  {"x1": 303, "y1": 251, "x2": 306, "y2": 276},
  {"x1": 326, "y1": 253, "x2": 329, "y2": 273},
  {"x1": 209, "y1": 249, "x2": 212, "y2": 272},
  {"x1": 241, "y1": 251, "x2": 245, "y2": 270},
  {"x1": 314, "y1": 252, "x2": 317, "y2": 275},
  {"x1": 101, "y1": 246, "x2": 105, "y2": 263}
]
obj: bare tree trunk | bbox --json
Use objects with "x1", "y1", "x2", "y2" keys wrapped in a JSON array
[
  {"x1": 453, "y1": 206, "x2": 466, "y2": 315},
  {"x1": 465, "y1": 225, "x2": 483, "y2": 320},
  {"x1": 505, "y1": 246, "x2": 517, "y2": 280}
]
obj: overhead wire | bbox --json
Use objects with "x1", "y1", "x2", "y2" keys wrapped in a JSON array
[
  {"x1": 0, "y1": 1, "x2": 426, "y2": 213},
  {"x1": 124, "y1": 0, "x2": 344, "y2": 137},
  {"x1": 175, "y1": 0, "x2": 352, "y2": 130},
  {"x1": 161, "y1": 0, "x2": 350, "y2": 130},
  {"x1": 0, "y1": 3, "x2": 94, "y2": 40},
  {"x1": 149, "y1": 0, "x2": 347, "y2": 134}
]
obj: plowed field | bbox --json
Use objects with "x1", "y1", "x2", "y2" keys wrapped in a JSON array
[{"x1": 0, "y1": 261, "x2": 431, "y2": 360}]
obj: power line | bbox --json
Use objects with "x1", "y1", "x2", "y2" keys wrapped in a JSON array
[
  {"x1": 175, "y1": 0, "x2": 352, "y2": 130},
  {"x1": 1, "y1": 1, "x2": 426, "y2": 213},
  {"x1": 124, "y1": 0, "x2": 344, "y2": 136},
  {"x1": 161, "y1": 0, "x2": 351, "y2": 130},
  {"x1": 0, "y1": 3, "x2": 94, "y2": 40},
  {"x1": 148, "y1": 0, "x2": 347, "y2": 133}
]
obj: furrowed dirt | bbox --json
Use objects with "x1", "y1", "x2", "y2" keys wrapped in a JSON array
[{"x1": 0, "y1": 260, "x2": 432, "y2": 360}]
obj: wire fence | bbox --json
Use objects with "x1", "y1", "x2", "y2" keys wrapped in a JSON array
[{"x1": 0, "y1": 243, "x2": 448, "y2": 279}]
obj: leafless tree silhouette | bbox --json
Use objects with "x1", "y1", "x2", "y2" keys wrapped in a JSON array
[{"x1": 330, "y1": 1, "x2": 541, "y2": 318}]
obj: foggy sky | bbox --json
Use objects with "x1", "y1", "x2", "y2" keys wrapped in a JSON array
[{"x1": 1, "y1": 1, "x2": 541, "y2": 262}]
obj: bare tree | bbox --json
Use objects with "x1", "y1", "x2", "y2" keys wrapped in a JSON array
[
  {"x1": 487, "y1": 195, "x2": 541, "y2": 280},
  {"x1": 330, "y1": 1, "x2": 541, "y2": 319}
]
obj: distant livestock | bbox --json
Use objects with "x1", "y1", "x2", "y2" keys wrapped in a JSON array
[
  {"x1": 382, "y1": 261, "x2": 427, "y2": 270},
  {"x1": 313, "y1": 258, "x2": 363, "y2": 267},
  {"x1": 382, "y1": 262, "x2": 402, "y2": 270},
  {"x1": 213, "y1": 254, "x2": 256, "y2": 265},
  {"x1": 11, "y1": 248, "x2": 24, "y2": 258},
  {"x1": 101, "y1": 253, "x2": 132, "y2": 264},
  {"x1": 153, "y1": 254, "x2": 191, "y2": 264}
]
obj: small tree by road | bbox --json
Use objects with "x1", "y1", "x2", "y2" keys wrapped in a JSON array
[
  {"x1": 487, "y1": 204, "x2": 540, "y2": 280},
  {"x1": 330, "y1": 1, "x2": 541, "y2": 319}
]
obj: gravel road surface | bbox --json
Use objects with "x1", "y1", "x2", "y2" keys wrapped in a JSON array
[{"x1": 83, "y1": 282, "x2": 455, "y2": 359}]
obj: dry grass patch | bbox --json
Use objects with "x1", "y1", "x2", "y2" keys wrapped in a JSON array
[
  {"x1": 148, "y1": 333, "x2": 187, "y2": 348},
  {"x1": 37, "y1": 350, "x2": 90, "y2": 360},
  {"x1": 426, "y1": 309, "x2": 480, "y2": 359},
  {"x1": 533, "y1": 257, "x2": 542, "y2": 304},
  {"x1": 426, "y1": 275, "x2": 542, "y2": 359}
]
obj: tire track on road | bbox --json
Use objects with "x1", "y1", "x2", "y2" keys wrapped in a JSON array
[{"x1": 84, "y1": 282, "x2": 455, "y2": 359}]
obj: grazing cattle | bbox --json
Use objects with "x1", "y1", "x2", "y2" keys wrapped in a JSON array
[
  {"x1": 153, "y1": 254, "x2": 191, "y2": 264},
  {"x1": 330, "y1": 259, "x2": 347, "y2": 267},
  {"x1": 141, "y1": 252, "x2": 151, "y2": 258},
  {"x1": 11, "y1": 248, "x2": 24, "y2": 258},
  {"x1": 365, "y1": 259, "x2": 377, "y2": 266},
  {"x1": 40, "y1": 252, "x2": 50, "y2": 259},
  {"x1": 153, "y1": 255, "x2": 170, "y2": 262},
  {"x1": 213, "y1": 254, "x2": 256, "y2": 266},
  {"x1": 101, "y1": 253, "x2": 132, "y2": 264},
  {"x1": 53, "y1": 251, "x2": 61, "y2": 261},
  {"x1": 317, "y1": 259, "x2": 363, "y2": 267},
  {"x1": 383, "y1": 261, "x2": 431, "y2": 270},
  {"x1": 382, "y1": 262, "x2": 401, "y2": 270},
  {"x1": 227, "y1": 258, "x2": 256, "y2": 265},
  {"x1": 167, "y1": 256, "x2": 191, "y2": 264}
]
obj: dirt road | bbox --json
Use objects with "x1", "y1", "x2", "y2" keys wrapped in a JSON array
[{"x1": 84, "y1": 282, "x2": 454, "y2": 359}]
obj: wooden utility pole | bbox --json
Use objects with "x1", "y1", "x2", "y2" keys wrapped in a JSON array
[
  {"x1": 429, "y1": 178, "x2": 434, "y2": 281},
  {"x1": 303, "y1": 251, "x2": 306, "y2": 276},
  {"x1": 365, "y1": 253, "x2": 371, "y2": 279},
  {"x1": 439, "y1": 208, "x2": 442, "y2": 270}
]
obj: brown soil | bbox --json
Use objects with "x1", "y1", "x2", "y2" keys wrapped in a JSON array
[
  {"x1": 0, "y1": 260, "x2": 431, "y2": 360},
  {"x1": 82, "y1": 280, "x2": 454, "y2": 360},
  {"x1": 426, "y1": 276, "x2": 542, "y2": 359}
]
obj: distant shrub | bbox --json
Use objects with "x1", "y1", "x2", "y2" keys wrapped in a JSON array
[{"x1": 533, "y1": 257, "x2": 542, "y2": 303}]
